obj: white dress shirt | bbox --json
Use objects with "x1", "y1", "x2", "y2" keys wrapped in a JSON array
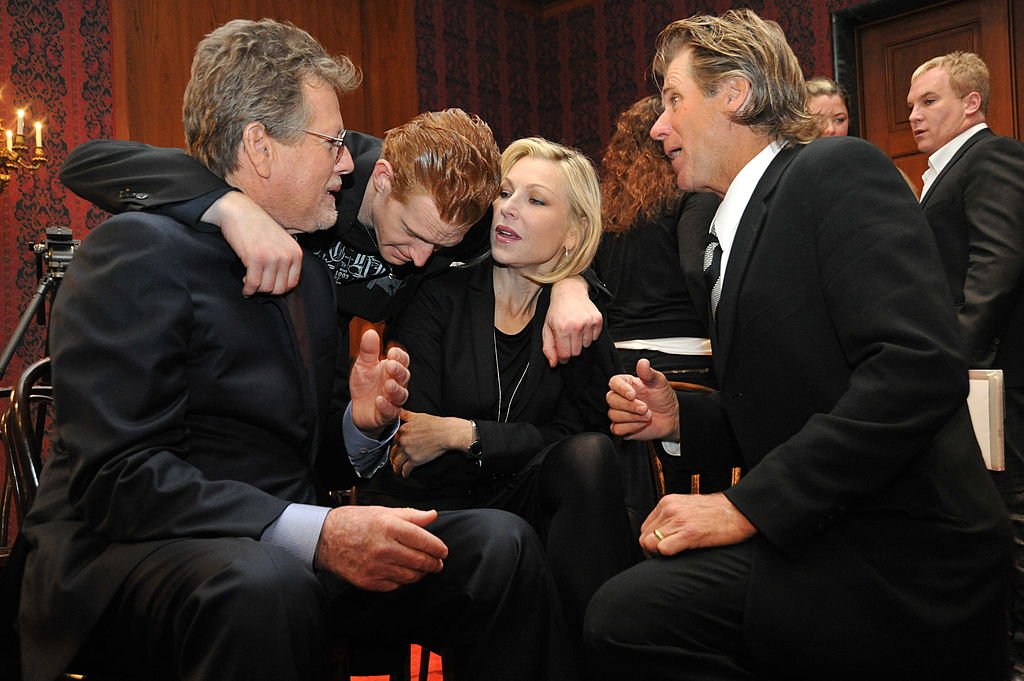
[
  {"x1": 712, "y1": 141, "x2": 785, "y2": 284},
  {"x1": 920, "y1": 122, "x2": 988, "y2": 201}
]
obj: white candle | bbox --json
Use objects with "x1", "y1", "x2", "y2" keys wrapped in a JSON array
[
  {"x1": 6, "y1": 129, "x2": 12, "y2": 152},
  {"x1": 34, "y1": 121, "x2": 42, "y2": 148},
  {"x1": 16, "y1": 110, "x2": 24, "y2": 136}
]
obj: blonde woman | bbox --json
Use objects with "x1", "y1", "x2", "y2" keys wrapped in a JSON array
[
  {"x1": 363, "y1": 137, "x2": 638, "y2": 670},
  {"x1": 804, "y1": 76, "x2": 849, "y2": 137}
]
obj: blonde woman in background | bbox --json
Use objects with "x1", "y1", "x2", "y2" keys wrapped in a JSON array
[{"x1": 805, "y1": 75, "x2": 918, "y2": 196}]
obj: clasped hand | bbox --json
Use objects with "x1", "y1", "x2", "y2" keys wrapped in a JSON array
[{"x1": 390, "y1": 410, "x2": 470, "y2": 478}]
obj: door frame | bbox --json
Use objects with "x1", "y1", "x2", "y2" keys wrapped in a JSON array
[{"x1": 833, "y1": 0, "x2": 957, "y2": 138}]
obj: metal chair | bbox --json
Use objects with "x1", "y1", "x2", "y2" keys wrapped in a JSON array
[
  {"x1": 341, "y1": 641, "x2": 436, "y2": 681},
  {"x1": 1, "y1": 358, "x2": 52, "y2": 681},
  {"x1": 647, "y1": 380, "x2": 742, "y2": 496},
  {"x1": 1, "y1": 385, "x2": 11, "y2": 567},
  {"x1": 1, "y1": 357, "x2": 53, "y2": 531}
]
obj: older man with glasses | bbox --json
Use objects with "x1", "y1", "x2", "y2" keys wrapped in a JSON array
[{"x1": 17, "y1": 19, "x2": 575, "y2": 681}]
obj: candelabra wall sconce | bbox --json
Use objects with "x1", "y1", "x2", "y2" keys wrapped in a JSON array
[{"x1": 0, "y1": 107, "x2": 47, "y2": 194}]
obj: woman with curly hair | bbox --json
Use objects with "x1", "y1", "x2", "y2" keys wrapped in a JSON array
[
  {"x1": 595, "y1": 94, "x2": 719, "y2": 388},
  {"x1": 594, "y1": 95, "x2": 732, "y2": 493}
]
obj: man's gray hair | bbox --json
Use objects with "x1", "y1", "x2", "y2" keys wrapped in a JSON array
[{"x1": 183, "y1": 18, "x2": 361, "y2": 178}]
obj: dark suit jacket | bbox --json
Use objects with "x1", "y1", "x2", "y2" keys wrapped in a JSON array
[
  {"x1": 365, "y1": 258, "x2": 616, "y2": 503},
  {"x1": 678, "y1": 136, "x2": 1010, "y2": 676},
  {"x1": 920, "y1": 127, "x2": 1024, "y2": 386},
  {"x1": 18, "y1": 213, "x2": 341, "y2": 681}
]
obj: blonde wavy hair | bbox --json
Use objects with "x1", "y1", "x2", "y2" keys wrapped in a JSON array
[
  {"x1": 652, "y1": 9, "x2": 820, "y2": 145},
  {"x1": 500, "y1": 137, "x2": 602, "y2": 285}
]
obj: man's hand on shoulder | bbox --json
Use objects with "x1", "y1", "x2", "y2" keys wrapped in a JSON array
[
  {"x1": 202, "y1": 191, "x2": 303, "y2": 296},
  {"x1": 314, "y1": 506, "x2": 447, "y2": 591},
  {"x1": 543, "y1": 275, "x2": 603, "y2": 367}
]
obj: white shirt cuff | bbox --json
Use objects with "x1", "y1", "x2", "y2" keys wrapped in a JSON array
[
  {"x1": 260, "y1": 503, "x2": 331, "y2": 570},
  {"x1": 342, "y1": 402, "x2": 398, "y2": 477},
  {"x1": 661, "y1": 440, "x2": 682, "y2": 456}
]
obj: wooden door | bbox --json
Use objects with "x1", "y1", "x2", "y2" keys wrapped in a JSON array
[
  {"x1": 858, "y1": 0, "x2": 1016, "y2": 197},
  {"x1": 110, "y1": 0, "x2": 418, "y2": 147}
]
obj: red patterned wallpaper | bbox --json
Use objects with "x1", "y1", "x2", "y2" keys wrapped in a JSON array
[
  {"x1": 415, "y1": 0, "x2": 862, "y2": 159},
  {"x1": 0, "y1": 0, "x2": 112, "y2": 385},
  {"x1": 1, "y1": 0, "x2": 864, "y2": 382}
]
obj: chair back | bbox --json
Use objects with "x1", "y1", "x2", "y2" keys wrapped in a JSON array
[
  {"x1": 650, "y1": 380, "x2": 742, "y2": 496},
  {"x1": 1, "y1": 357, "x2": 53, "y2": 539}
]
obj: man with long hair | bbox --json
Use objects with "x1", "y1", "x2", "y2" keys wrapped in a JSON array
[{"x1": 591, "y1": 10, "x2": 1011, "y2": 680}]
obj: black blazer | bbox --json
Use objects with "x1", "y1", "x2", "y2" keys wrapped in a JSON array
[
  {"x1": 18, "y1": 213, "x2": 341, "y2": 681},
  {"x1": 367, "y1": 258, "x2": 615, "y2": 501},
  {"x1": 920, "y1": 127, "x2": 1024, "y2": 386},
  {"x1": 680, "y1": 136, "x2": 1010, "y2": 676}
]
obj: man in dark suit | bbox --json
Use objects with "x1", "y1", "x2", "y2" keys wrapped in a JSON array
[
  {"x1": 588, "y1": 10, "x2": 1011, "y2": 680},
  {"x1": 17, "y1": 19, "x2": 573, "y2": 681},
  {"x1": 908, "y1": 50, "x2": 1024, "y2": 677}
]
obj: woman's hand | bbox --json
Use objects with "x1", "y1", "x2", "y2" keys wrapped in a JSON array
[{"x1": 390, "y1": 410, "x2": 473, "y2": 478}]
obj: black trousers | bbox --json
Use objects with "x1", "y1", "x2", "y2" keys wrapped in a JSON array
[
  {"x1": 584, "y1": 541, "x2": 754, "y2": 681},
  {"x1": 993, "y1": 386, "x2": 1024, "y2": 672},
  {"x1": 359, "y1": 432, "x2": 640, "y2": 676},
  {"x1": 80, "y1": 509, "x2": 574, "y2": 681},
  {"x1": 585, "y1": 535, "x2": 1009, "y2": 681}
]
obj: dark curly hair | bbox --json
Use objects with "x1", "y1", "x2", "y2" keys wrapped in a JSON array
[{"x1": 599, "y1": 95, "x2": 681, "y2": 234}]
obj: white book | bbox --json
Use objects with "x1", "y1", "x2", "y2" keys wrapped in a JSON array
[{"x1": 967, "y1": 369, "x2": 1005, "y2": 471}]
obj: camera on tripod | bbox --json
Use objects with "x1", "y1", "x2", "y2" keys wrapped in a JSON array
[
  {"x1": 1, "y1": 226, "x2": 80, "y2": 382},
  {"x1": 32, "y1": 226, "x2": 79, "y2": 277}
]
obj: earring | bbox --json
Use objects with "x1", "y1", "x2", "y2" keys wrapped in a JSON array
[{"x1": 564, "y1": 246, "x2": 571, "y2": 259}]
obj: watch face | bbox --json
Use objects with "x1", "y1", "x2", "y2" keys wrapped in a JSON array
[{"x1": 468, "y1": 441, "x2": 483, "y2": 459}]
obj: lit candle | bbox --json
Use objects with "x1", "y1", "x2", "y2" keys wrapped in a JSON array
[
  {"x1": 16, "y1": 109, "x2": 24, "y2": 136},
  {"x1": 5, "y1": 130, "x2": 12, "y2": 152},
  {"x1": 34, "y1": 121, "x2": 42, "y2": 149}
]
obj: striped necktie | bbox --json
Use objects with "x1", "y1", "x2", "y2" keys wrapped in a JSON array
[{"x1": 703, "y1": 223, "x2": 723, "y2": 322}]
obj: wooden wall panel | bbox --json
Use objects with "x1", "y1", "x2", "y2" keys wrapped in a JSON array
[
  {"x1": 858, "y1": 0, "x2": 1016, "y2": 195},
  {"x1": 1016, "y1": 0, "x2": 1024, "y2": 138},
  {"x1": 360, "y1": 0, "x2": 418, "y2": 136},
  {"x1": 110, "y1": 0, "x2": 416, "y2": 148}
]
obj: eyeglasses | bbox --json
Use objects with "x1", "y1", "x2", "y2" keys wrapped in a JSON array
[{"x1": 296, "y1": 128, "x2": 347, "y2": 162}]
